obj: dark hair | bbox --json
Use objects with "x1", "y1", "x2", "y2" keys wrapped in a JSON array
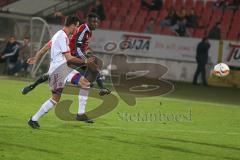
[
  {"x1": 64, "y1": 16, "x2": 79, "y2": 27},
  {"x1": 87, "y1": 12, "x2": 99, "y2": 20},
  {"x1": 216, "y1": 22, "x2": 221, "y2": 26},
  {"x1": 202, "y1": 37, "x2": 208, "y2": 42}
]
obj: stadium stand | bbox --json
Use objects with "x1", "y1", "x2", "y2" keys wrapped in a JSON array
[
  {"x1": 86, "y1": 0, "x2": 240, "y2": 40},
  {"x1": 1, "y1": 0, "x2": 240, "y2": 40}
]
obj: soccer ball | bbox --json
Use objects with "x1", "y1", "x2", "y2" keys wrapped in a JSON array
[{"x1": 213, "y1": 63, "x2": 230, "y2": 77}]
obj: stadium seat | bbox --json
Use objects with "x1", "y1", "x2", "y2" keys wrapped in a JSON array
[
  {"x1": 195, "y1": 0, "x2": 204, "y2": 17},
  {"x1": 138, "y1": 10, "x2": 148, "y2": 20},
  {"x1": 111, "y1": 0, "x2": 120, "y2": 8},
  {"x1": 232, "y1": 19, "x2": 240, "y2": 29},
  {"x1": 120, "y1": 1, "x2": 131, "y2": 10},
  {"x1": 153, "y1": 25, "x2": 162, "y2": 34},
  {"x1": 207, "y1": 10, "x2": 223, "y2": 32},
  {"x1": 115, "y1": 8, "x2": 128, "y2": 21},
  {"x1": 230, "y1": 24, "x2": 240, "y2": 34},
  {"x1": 156, "y1": 9, "x2": 168, "y2": 23},
  {"x1": 162, "y1": 27, "x2": 174, "y2": 36},
  {"x1": 198, "y1": 6, "x2": 213, "y2": 27},
  {"x1": 108, "y1": 7, "x2": 118, "y2": 21},
  {"x1": 119, "y1": 8, "x2": 128, "y2": 17},
  {"x1": 135, "y1": 16, "x2": 146, "y2": 27},
  {"x1": 125, "y1": 15, "x2": 135, "y2": 25},
  {"x1": 111, "y1": 21, "x2": 121, "y2": 30},
  {"x1": 163, "y1": 0, "x2": 174, "y2": 9},
  {"x1": 185, "y1": 0, "x2": 194, "y2": 10},
  {"x1": 128, "y1": 6, "x2": 139, "y2": 17},
  {"x1": 198, "y1": 16, "x2": 210, "y2": 28},
  {"x1": 222, "y1": 10, "x2": 233, "y2": 26},
  {"x1": 147, "y1": 11, "x2": 159, "y2": 21},
  {"x1": 175, "y1": 0, "x2": 184, "y2": 10},
  {"x1": 194, "y1": 29, "x2": 206, "y2": 38},
  {"x1": 130, "y1": 24, "x2": 143, "y2": 33},
  {"x1": 220, "y1": 25, "x2": 229, "y2": 39},
  {"x1": 227, "y1": 30, "x2": 238, "y2": 40},
  {"x1": 212, "y1": 9, "x2": 223, "y2": 22},
  {"x1": 121, "y1": 22, "x2": 131, "y2": 32},
  {"x1": 220, "y1": 11, "x2": 233, "y2": 38},
  {"x1": 187, "y1": 28, "x2": 195, "y2": 37},
  {"x1": 99, "y1": 20, "x2": 111, "y2": 29}
]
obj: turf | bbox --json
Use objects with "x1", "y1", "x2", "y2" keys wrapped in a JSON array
[{"x1": 0, "y1": 78, "x2": 239, "y2": 160}]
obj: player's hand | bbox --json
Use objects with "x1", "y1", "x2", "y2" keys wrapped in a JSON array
[
  {"x1": 27, "y1": 57, "x2": 37, "y2": 64},
  {"x1": 85, "y1": 57, "x2": 95, "y2": 64}
]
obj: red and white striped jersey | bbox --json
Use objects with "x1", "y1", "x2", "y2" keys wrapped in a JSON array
[{"x1": 69, "y1": 23, "x2": 92, "y2": 57}]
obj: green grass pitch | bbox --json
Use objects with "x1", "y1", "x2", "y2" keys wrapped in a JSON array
[{"x1": 0, "y1": 78, "x2": 239, "y2": 160}]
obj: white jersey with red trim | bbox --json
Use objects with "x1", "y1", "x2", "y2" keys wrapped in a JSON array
[{"x1": 48, "y1": 30, "x2": 71, "y2": 74}]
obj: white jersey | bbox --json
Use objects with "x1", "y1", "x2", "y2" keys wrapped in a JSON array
[{"x1": 48, "y1": 30, "x2": 71, "y2": 74}]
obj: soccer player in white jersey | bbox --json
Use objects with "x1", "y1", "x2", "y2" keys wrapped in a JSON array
[{"x1": 28, "y1": 16, "x2": 95, "y2": 129}]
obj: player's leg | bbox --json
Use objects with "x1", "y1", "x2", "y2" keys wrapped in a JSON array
[
  {"x1": 76, "y1": 87, "x2": 94, "y2": 123},
  {"x1": 28, "y1": 64, "x2": 70, "y2": 129},
  {"x1": 66, "y1": 71, "x2": 93, "y2": 123},
  {"x1": 86, "y1": 56, "x2": 111, "y2": 96},
  {"x1": 28, "y1": 93, "x2": 60, "y2": 129},
  {"x1": 22, "y1": 73, "x2": 49, "y2": 95}
]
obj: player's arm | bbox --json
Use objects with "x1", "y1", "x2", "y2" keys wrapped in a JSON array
[{"x1": 27, "y1": 42, "x2": 51, "y2": 64}]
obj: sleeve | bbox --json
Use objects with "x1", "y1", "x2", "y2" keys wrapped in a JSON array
[
  {"x1": 58, "y1": 34, "x2": 70, "y2": 54},
  {"x1": 47, "y1": 40, "x2": 52, "y2": 48},
  {"x1": 2, "y1": 42, "x2": 9, "y2": 54},
  {"x1": 76, "y1": 30, "x2": 89, "y2": 56}
]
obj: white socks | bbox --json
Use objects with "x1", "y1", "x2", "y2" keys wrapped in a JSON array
[
  {"x1": 32, "y1": 99, "x2": 57, "y2": 121},
  {"x1": 78, "y1": 88, "x2": 89, "y2": 115},
  {"x1": 31, "y1": 88, "x2": 89, "y2": 121}
]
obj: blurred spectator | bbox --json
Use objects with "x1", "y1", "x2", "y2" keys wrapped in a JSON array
[
  {"x1": 193, "y1": 37, "x2": 210, "y2": 86},
  {"x1": 160, "y1": 8, "x2": 178, "y2": 27},
  {"x1": 91, "y1": 0, "x2": 105, "y2": 20},
  {"x1": 229, "y1": 0, "x2": 240, "y2": 10},
  {"x1": 141, "y1": 0, "x2": 163, "y2": 11},
  {"x1": 11, "y1": 36, "x2": 31, "y2": 75},
  {"x1": 0, "y1": 36, "x2": 20, "y2": 75},
  {"x1": 215, "y1": 0, "x2": 239, "y2": 10},
  {"x1": 144, "y1": 18, "x2": 155, "y2": 33},
  {"x1": 215, "y1": 0, "x2": 229, "y2": 9},
  {"x1": 208, "y1": 22, "x2": 221, "y2": 40},
  {"x1": 186, "y1": 8, "x2": 198, "y2": 28},
  {"x1": 173, "y1": 19, "x2": 188, "y2": 36},
  {"x1": 171, "y1": 8, "x2": 188, "y2": 36},
  {"x1": 177, "y1": 8, "x2": 187, "y2": 21}
]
